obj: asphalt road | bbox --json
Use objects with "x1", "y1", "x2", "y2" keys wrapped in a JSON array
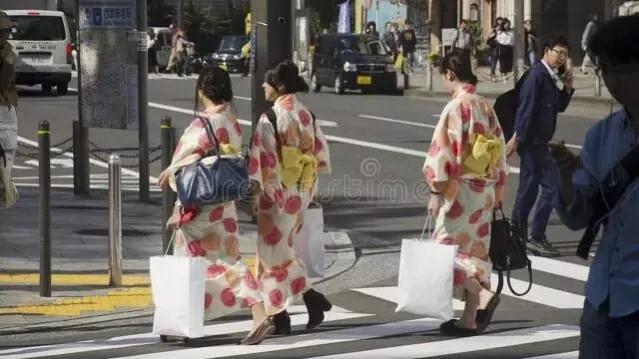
[{"x1": 5, "y1": 74, "x2": 618, "y2": 358}]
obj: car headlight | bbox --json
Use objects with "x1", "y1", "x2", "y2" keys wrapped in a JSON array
[
  {"x1": 343, "y1": 61, "x2": 357, "y2": 72},
  {"x1": 211, "y1": 53, "x2": 221, "y2": 60},
  {"x1": 386, "y1": 64, "x2": 396, "y2": 72},
  {"x1": 232, "y1": 54, "x2": 242, "y2": 60}
]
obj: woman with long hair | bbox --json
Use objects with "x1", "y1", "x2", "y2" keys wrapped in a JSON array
[
  {"x1": 157, "y1": 66, "x2": 262, "y2": 336},
  {"x1": 240, "y1": 60, "x2": 332, "y2": 345},
  {"x1": 423, "y1": 52, "x2": 508, "y2": 335}
]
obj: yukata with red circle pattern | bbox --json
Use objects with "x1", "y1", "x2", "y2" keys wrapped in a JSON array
[
  {"x1": 167, "y1": 103, "x2": 262, "y2": 320},
  {"x1": 247, "y1": 94, "x2": 331, "y2": 316},
  {"x1": 423, "y1": 85, "x2": 508, "y2": 299}
]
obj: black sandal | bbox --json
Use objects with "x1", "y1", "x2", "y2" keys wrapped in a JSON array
[
  {"x1": 439, "y1": 319, "x2": 478, "y2": 336},
  {"x1": 475, "y1": 294, "x2": 500, "y2": 333}
]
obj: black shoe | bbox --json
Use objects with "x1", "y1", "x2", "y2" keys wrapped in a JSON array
[
  {"x1": 439, "y1": 319, "x2": 478, "y2": 336},
  {"x1": 303, "y1": 288, "x2": 332, "y2": 331},
  {"x1": 527, "y1": 236, "x2": 561, "y2": 257},
  {"x1": 272, "y1": 310, "x2": 291, "y2": 336}
]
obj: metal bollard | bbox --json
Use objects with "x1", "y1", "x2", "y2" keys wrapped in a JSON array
[
  {"x1": 72, "y1": 121, "x2": 90, "y2": 195},
  {"x1": 38, "y1": 121, "x2": 51, "y2": 297},
  {"x1": 426, "y1": 63, "x2": 433, "y2": 92},
  {"x1": 161, "y1": 116, "x2": 176, "y2": 254},
  {"x1": 108, "y1": 154, "x2": 123, "y2": 286}
]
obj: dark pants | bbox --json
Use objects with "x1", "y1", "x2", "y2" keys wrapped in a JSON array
[
  {"x1": 511, "y1": 144, "x2": 558, "y2": 239},
  {"x1": 489, "y1": 47, "x2": 499, "y2": 76},
  {"x1": 454, "y1": 48, "x2": 471, "y2": 65},
  {"x1": 580, "y1": 300, "x2": 639, "y2": 359}
]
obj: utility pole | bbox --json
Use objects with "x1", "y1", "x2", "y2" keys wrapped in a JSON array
[
  {"x1": 250, "y1": 0, "x2": 293, "y2": 128},
  {"x1": 138, "y1": 0, "x2": 150, "y2": 201},
  {"x1": 177, "y1": 0, "x2": 184, "y2": 29},
  {"x1": 513, "y1": 0, "x2": 525, "y2": 86}
]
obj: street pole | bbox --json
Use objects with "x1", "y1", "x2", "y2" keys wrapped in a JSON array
[
  {"x1": 108, "y1": 154, "x2": 123, "y2": 287},
  {"x1": 74, "y1": 0, "x2": 89, "y2": 196},
  {"x1": 177, "y1": 0, "x2": 184, "y2": 29},
  {"x1": 138, "y1": 0, "x2": 150, "y2": 202},
  {"x1": 250, "y1": 0, "x2": 293, "y2": 128},
  {"x1": 513, "y1": 0, "x2": 525, "y2": 86}
]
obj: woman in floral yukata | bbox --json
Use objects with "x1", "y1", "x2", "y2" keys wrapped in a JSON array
[
  {"x1": 157, "y1": 66, "x2": 262, "y2": 340},
  {"x1": 239, "y1": 60, "x2": 333, "y2": 345},
  {"x1": 423, "y1": 52, "x2": 509, "y2": 335}
]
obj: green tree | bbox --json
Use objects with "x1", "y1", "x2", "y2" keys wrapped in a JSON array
[
  {"x1": 184, "y1": 1, "x2": 218, "y2": 55},
  {"x1": 148, "y1": 0, "x2": 175, "y2": 26}
]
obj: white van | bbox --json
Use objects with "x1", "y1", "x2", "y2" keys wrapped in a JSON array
[{"x1": 5, "y1": 10, "x2": 72, "y2": 95}]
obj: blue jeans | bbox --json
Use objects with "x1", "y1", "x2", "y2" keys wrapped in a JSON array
[{"x1": 579, "y1": 300, "x2": 639, "y2": 359}]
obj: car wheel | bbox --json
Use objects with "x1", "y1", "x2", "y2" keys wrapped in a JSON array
[
  {"x1": 311, "y1": 73, "x2": 321, "y2": 93},
  {"x1": 334, "y1": 74, "x2": 344, "y2": 95},
  {"x1": 57, "y1": 83, "x2": 69, "y2": 96},
  {"x1": 42, "y1": 84, "x2": 52, "y2": 94}
]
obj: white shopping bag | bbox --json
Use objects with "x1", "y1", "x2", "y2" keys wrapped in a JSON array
[
  {"x1": 293, "y1": 202, "x2": 325, "y2": 278},
  {"x1": 395, "y1": 217, "x2": 457, "y2": 320},
  {"x1": 150, "y1": 241, "x2": 207, "y2": 338}
]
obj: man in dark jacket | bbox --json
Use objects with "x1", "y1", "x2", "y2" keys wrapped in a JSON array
[
  {"x1": 400, "y1": 20, "x2": 417, "y2": 72},
  {"x1": 505, "y1": 36, "x2": 574, "y2": 257}
]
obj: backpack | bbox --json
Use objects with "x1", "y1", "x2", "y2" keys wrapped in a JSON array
[{"x1": 493, "y1": 70, "x2": 530, "y2": 142}]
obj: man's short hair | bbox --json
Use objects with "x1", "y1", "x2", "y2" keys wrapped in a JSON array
[
  {"x1": 543, "y1": 36, "x2": 571, "y2": 52},
  {"x1": 588, "y1": 15, "x2": 639, "y2": 69},
  {"x1": 460, "y1": 19, "x2": 468, "y2": 25}
]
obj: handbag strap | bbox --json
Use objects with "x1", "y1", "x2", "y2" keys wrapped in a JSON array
[
  {"x1": 198, "y1": 117, "x2": 220, "y2": 156},
  {"x1": 492, "y1": 206, "x2": 505, "y2": 222},
  {"x1": 506, "y1": 259, "x2": 533, "y2": 296},
  {"x1": 419, "y1": 215, "x2": 433, "y2": 241}
]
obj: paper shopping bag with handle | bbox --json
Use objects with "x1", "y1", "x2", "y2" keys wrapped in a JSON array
[
  {"x1": 395, "y1": 217, "x2": 457, "y2": 320},
  {"x1": 151, "y1": 231, "x2": 207, "y2": 338}
]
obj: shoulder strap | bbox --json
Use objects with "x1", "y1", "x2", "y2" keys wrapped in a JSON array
[
  {"x1": 265, "y1": 108, "x2": 282, "y2": 159},
  {"x1": 198, "y1": 117, "x2": 220, "y2": 155}
]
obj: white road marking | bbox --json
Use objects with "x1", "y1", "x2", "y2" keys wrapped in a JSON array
[
  {"x1": 13, "y1": 183, "x2": 162, "y2": 193},
  {"x1": 112, "y1": 317, "x2": 441, "y2": 359},
  {"x1": 528, "y1": 255, "x2": 590, "y2": 282},
  {"x1": 0, "y1": 311, "x2": 370, "y2": 359},
  {"x1": 358, "y1": 114, "x2": 438, "y2": 129},
  {"x1": 353, "y1": 286, "x2": 465, "y2": 311},
  {"x1": 233, "y1": 96, "x2": 252, "y2": 101},
  {"x1": 307, "y1": 324, "x2": 580, "y2": 359},
  {"x1": 524, "y1": 351, "x2": 578, "y2": 359},
  {"x1": 490, "y1": 273, "x2": 585, "y2": 309}
]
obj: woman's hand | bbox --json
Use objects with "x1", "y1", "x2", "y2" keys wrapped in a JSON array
[
  {"x1": 427, "y1": 194, "x2": 443, "y2": 217},
  {"x1": 166, "y1": 206, "x2": 182, "y2": 230},
  {"x1": 157, "y1": 169, "x2": 172, "y2": 190}
]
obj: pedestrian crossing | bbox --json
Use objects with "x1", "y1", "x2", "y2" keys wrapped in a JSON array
[{"x1": 1, "y1": 255, "x2": 589, "y2": 359}]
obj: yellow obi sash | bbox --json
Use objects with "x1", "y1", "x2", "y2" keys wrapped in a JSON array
[
  {"x1": 219, "y1": 143, "x2": 239, "y2": 155},
  {"x1": 279, "y1": 146, "x2": 318, "y2": 191},
  {"x1": 463, "y1": 133, "x2": 502, "y2": 177}
]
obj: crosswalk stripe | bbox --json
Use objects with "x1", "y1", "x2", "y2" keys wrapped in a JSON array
[
  {"x1": 524, "y1": 351, "x2": 579, "y2": 358},
  {"x1": 489, "y1": 273, "x2": 585, "y2": 309},
  {"x1": 0, "y1": 311, "x2": 370, "y2": 359},
  {"x1": 528, "y1": 255, "x2": 590, "y2": 282},
  {"x1": 112, "y1": 317, "x2": 442, "y2": 359},
  {"x1": 353, "y1": 286, "x2": 466, "y2": 310},
  {"x1": 306, "y1": 324, "x2": 580, "y2": 359}
]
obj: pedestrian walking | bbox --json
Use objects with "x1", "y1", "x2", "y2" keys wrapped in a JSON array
[
  {"x1": 0, "y1": 12, "x2": 18, "y2": 208},
  {"x1": 580, "y1": 14, "x2": 600, "y2": 74},
  {"x1": 147, "y1": 28, "x2": 160, "y2": 75},
  {"x1": 424, "y1": 52, "x2": 508, "y2": 335},
  {"x1": 452, "y1": 19, "x2": 474, "y2": 65},
  {"x1": 166, "y1": 29, "x2": 193, "y2": 76},
  {"x1": 496, "y1": 19, "x2": 514, "y2": 82},
  {"x1": 487, "y1": 17, "x2": 504, "y2": 82},
  {"x1": 551, "y1": 15, "x2": 639, "y2": 358},
  {"x1": 384, "y1": 22, "x2": 400, "y2": 61},
  {"x1": 400, "y1": 20, "x2": 417, "y2": 72},
  {"x1": 524, "y1": 20, "x2": 538, "y2": 68},
  {"x1": 240, "y1": 60, "x2": 332, "y2": 345},
  {"x1": 505, "y1": 36, "x2": 575, "y2": 257},
  {"x1": 156, "y1": 66, "x2": 263, "y2": 339}
]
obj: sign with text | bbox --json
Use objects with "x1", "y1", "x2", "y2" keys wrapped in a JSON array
[
  {"x1": 79, "y1": 0, "x2": 136, "y2": 29},
  {"x1": 78, "y1": 0, "x2": 139, "y2": 130}
]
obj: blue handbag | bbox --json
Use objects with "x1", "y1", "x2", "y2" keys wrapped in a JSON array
[{"x1": 175, "y1": 117, "x2": 250, "y2": 206}]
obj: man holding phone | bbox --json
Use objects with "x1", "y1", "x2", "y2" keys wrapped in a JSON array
[{"x1": 505, "y1": 36, "x2": 574, "y2": 257}]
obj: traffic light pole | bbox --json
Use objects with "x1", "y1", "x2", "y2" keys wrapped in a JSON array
[
  {"x1": 513, "y1": 0, "x2": 525, "y2": 86},
  {"x1": 250, "y1": 0, "x2": 293, "y2": 128}
]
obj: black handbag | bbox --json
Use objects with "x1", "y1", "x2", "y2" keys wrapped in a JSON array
[
  {"x1": 489, "y1": 208, "x2": 532, "y2": 296},
  {"x1": 175, "y1": 117, "x2": 250, "y2": 206}
]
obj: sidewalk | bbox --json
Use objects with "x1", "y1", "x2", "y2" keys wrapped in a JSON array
[
  {"x1": 0, "y1": 188, "x2": 355, "y2": 334},
  {"x1": 405, "y1": 66, "x2": 614, "y2": 105}
]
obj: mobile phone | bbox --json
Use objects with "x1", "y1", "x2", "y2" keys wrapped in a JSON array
[{"x1": 558, "y1": 65, "x2": 567, "y2": 77}]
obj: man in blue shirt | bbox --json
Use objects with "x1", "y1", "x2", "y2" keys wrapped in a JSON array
[
  {"x1": 506, "y1": 36, "x2": 575, "y2": 257},
  {"x1": 551, "y1": 15, "x2": 639, "y2": 358}
]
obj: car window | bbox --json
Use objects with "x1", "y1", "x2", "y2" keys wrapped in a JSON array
[
  {"x1": 337, "y1": 37, "x2": 387, "y2": 55},
  {"x1": 218, "y1": 36, "x2": 248, "y2": 52},
  {"x1": 158, "y1": 32, "x2": 170, "y2": 47},
  {"x1": 9, "y1": 16, "x2": 65, "y2": 41}
]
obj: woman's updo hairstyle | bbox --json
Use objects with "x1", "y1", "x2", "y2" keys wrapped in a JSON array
[
  {"x1": 264, "y1": 60, "x2": 309, "y2": 94},
  {"x1": 195, "y1": 65, "x2": 234, "y2": 107},
  {"x1": 438, "y1": 52, "x2": 478, "y2": 86}
]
